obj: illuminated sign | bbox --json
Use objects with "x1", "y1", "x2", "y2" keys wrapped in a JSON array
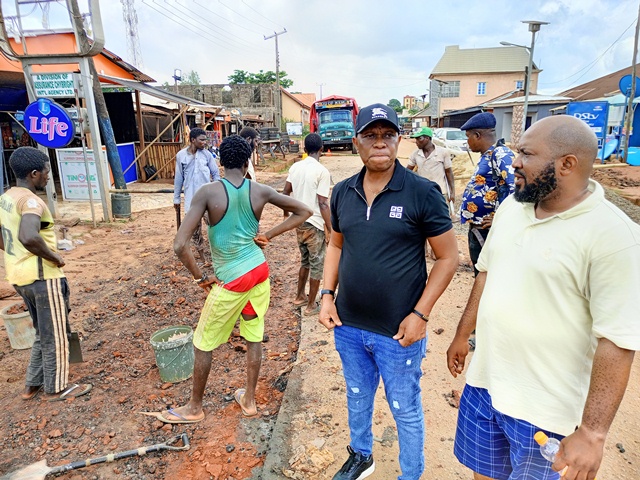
[{"x1": 24, "y1": 98, "x2": 76, "y2": 148}]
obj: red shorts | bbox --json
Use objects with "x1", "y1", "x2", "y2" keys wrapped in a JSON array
[{"x1": 223, "y1": 262, "x2": 269, "y2": 315}]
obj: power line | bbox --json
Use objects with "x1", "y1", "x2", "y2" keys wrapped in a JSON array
[
  {"x1": 539, "y1": 19, "x2": 636, "y2": 86},
  {"x1": 191, "y1": 0, "x2": 269, "y2": 39},
  {"x1": 172, "y1": 0, "x2": 270, "y2": 52},
  {"x1": 239, "y1": 0, "x2": 285, "y2": 30},
  {"x1": 140, "y1": 0, "x2": 258, "y2": 55},
  {"x1": 216, "y1": 0, "x2": 284, "y2": 31},
  {"x1": 152, "y1": 0, "x2": 254, "y2": 51}
]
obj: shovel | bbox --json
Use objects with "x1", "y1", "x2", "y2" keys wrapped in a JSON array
[
  {"x1": 1, "y1": 433, "x2": 190, "y2": 480},
  {"x1": 67, "y1": 332, "x2": 83, "y2": 364}
]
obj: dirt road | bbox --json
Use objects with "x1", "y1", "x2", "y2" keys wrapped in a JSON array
[{"x1": 0, "y1": 139, "x2": 638, "y2": 479}]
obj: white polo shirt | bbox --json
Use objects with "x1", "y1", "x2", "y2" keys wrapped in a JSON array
[
  {"x1": 407, "y1": 145, "x2": 452, "y2": 195},
  {"x1": 467, "y1": 180, "x2": 640, "y2": 435},
  {"x1": 286, "y1": 156, "x2": 331, "y2": 231}
]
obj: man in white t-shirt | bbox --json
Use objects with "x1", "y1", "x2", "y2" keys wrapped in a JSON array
[
  {"x1": 406, "y1": 126, "x2": 455, "y2": 206},
  {"x1": 446, "y1": 115, "x2": 640, "y2": 480},
  {"x1": 283, "y1": 133, "x2": 331, "y2": 316}
]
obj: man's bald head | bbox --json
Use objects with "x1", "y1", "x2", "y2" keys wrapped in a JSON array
[{"x1": 527, "y1": 115, "x2": 598, "y2": 176}]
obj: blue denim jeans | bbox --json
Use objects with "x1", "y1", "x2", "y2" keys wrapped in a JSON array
[{"x1": 334, "y1": 325, "x2": 427, "y2": 480}]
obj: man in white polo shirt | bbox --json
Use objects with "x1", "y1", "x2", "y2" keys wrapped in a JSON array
[
  {"x1": 406, "y1": 126, "x2": 455, "y2": 208},
  {"x1": 283, "y1": 133, "x2": 331, "y2": 316},
  {"x1": 447, "y1": 115, "x2": 640, "y2": 480}
]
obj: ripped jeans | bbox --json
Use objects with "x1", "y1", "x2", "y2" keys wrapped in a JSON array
[{"x1": 334, "y1": 324, "x2": 427, "y2": 480}]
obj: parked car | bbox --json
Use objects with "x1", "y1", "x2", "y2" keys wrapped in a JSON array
[{"x1": 433, "y1": 128, "x2": 468, "y2": 151}]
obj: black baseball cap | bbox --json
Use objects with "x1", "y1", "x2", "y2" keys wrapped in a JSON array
[{"x1": 355, "y1": 103, "x2": 400, "y2": 134}]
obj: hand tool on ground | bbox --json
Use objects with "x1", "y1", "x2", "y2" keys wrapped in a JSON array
[
  {"x1": 1, "y1": 433, "x2": 190, "y2": 480},
  {"x1": 67, "y1": 332, "x2": 83, "y2": 363}
]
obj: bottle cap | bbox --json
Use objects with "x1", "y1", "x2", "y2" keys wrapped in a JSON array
[{"x1": 534, "y1": 431, "x2": 549, "y2": 445}]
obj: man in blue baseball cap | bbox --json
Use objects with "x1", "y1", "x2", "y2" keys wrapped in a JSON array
[
  {"x1": 319, "y1": 103, "x2": 459, "y2": 480},
  {"x1": 459, "y1": 112, "x2": 515, "y2": 277}
]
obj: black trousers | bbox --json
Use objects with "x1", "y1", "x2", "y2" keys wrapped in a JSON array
[
  {"x1": 467, "y1": 225, "x2": 491, "y2": 277},
  {"x1": 15, "y1": 278, "x2": 71, "y2": 394}
]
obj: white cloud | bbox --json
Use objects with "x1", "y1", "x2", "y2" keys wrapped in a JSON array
[{"x1": 6, "y1": 0, "x2": 636, "y2": 106}]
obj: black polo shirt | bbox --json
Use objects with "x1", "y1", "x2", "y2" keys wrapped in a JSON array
[{"x1": 331, "y1": 160, "x2": 452, "y2": 337}]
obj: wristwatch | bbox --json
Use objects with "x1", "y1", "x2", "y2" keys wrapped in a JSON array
[{"x1": 320, "y1": 289, "x2": 335, "y2": 298}]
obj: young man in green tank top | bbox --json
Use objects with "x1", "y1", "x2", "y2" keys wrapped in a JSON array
[{"x1": 162, "y1": 135, "x2": 311, "y2": 423}]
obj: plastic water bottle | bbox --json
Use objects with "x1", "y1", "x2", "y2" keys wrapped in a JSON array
[
  {"x1": 534, "y1": 431, "x2": 596, "y2": 478},
  {"x1": 534, "y1": 431, "x2": 561, "y2": 463}
]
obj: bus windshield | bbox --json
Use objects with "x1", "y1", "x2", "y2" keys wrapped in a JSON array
[{"x1": 319, "y1": 110, "x2": 352, "y2": 123}]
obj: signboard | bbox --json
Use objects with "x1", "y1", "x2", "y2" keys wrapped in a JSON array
[
  {"x1": 286, "y1": 122, "x2": 303, "y2": 135},
  {"x1": 56, "y1": 147, "x2": 109, "y2": 201},
  {"x1": 567, "y1": 101, "x2": 609, "y2": 138},
  {"x1": 316, "y1": 99, "x2": 353, "y2": 109},
  {"x1": 567, "y1": 101, "x2": 610, "y2": 162},
  {"x1": 32, "y1": 73, "x2": 75, "y2": 98},
  {"x1": 56, "y1": 144, "x2": 137, "y2": 200},
  {"x1": 24, "y1": 98, "x2": 75, "y2": 148}
]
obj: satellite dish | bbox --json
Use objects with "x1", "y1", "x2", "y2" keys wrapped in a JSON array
[{"x1": 619, "y1": 74, "x2": 640, "y2": 97}]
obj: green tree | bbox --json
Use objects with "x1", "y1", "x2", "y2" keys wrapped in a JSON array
[
  {"x1": 182, "y1": 70, "x2": 201, "y2": 85},
  {"x1": 228, "y1": 69, "x2": 293, "y2": 88},
  {"x1": 408, "y1": 108, "x2": 420, "y2": 115},
  {"x1": 228, "y1": 69, "x2": 249, "y2": 84},
  {"x1": 387, "y1": 98, "x2": 403, "y2": 113}
]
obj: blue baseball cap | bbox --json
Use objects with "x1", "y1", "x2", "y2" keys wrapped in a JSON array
[{"x1": 355, "y1": 103, "x2": 400, "y2": 134}]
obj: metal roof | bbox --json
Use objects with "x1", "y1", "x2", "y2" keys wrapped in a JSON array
[
  {"x1": 100, "y1": 74, "x2": 222, "y2": 112},
  {"x1": 559, "y1": 64, "x2": 640, "y2": 100},
  {"x1": 431, "y1": 45, "x2": 539, "y2": 76},
  {"x1": 485, "y1": 94, "x2": 572, "y2": 107}
]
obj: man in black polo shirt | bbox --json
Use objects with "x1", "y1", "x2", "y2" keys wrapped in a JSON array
[{"x1": 319, "y1": 104, "x2": 459, "y2": 480}]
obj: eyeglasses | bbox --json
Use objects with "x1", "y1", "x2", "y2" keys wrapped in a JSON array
[{"x1": 358, "y1": 132, "x2": 399, "y2": 145}]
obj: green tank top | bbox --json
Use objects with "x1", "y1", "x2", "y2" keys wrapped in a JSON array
[{"x1": 208, "y1": 178, "x2": 265, "y2": 283}]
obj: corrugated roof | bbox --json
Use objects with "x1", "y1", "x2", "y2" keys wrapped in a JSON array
[
  {"x1": 291, "y1": 92, "x2": 316, "y2": 108},
  {"x1": 485, "y1": 94, "x2": 572, "y2": 107},
  {"x1": 430, "y1": 45, "x2": 539, "y2": 76},
  {"x1": 281, "y1": 88, "x2": 313, "y2": 109},
  {"x1": 559, "y1": 64, "x2": 640, "y2": 100}
]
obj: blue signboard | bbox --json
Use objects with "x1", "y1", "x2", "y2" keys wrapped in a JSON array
[
  {"x1": 24, "y1": 98, "x2": 75, "y2": 148},
  {"x1": 566, "y1": 101, "x2": 609, "y2": 140}
]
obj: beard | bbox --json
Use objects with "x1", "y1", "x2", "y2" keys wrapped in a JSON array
[{"x1": 513, "y1": 161, "x2": 558, "y2": 204}]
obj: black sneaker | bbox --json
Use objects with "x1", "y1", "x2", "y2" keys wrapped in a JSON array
[{"x1": 332, "y1": 445, "x2": 375, "y2": 480}]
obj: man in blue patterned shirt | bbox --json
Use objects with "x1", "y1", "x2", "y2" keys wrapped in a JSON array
[{"x1": 459, "y1": 113, "x2": 515, "y2": 277}]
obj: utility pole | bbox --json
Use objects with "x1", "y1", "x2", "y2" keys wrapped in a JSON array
[
  {"x1": 622, "y1": 2, "x2": 640, "y2": 163},
  {"x1": 317, "y1": 82, "x2": 325, "y2": 99},
  {"x1": 69, "y1": 0, "x2": 127, "y2": 193},
  {"x1": 264, "y1": 29, "x2": 287, "y2": 131},
  {"x1": 519, "y1": 21, "x2": 548, "y2": 134}
]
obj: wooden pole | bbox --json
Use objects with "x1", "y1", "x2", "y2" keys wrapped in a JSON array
[
  {"x1": 143, "y1": 152, "x2": 179, "y2": 183},
  {"x1": 135, "y1": 90, "x2": 147, "y2": 179},
  {"x1": 622, "y1": 1, "x2": 640, "y2": 163},
  {"x1": 121, "y1": 105, "x2": 187, "y2": 176}
]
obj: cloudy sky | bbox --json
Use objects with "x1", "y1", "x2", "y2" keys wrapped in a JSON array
[{"x1": 4, "y1": 0, "x2": 639, "y2": 106}]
